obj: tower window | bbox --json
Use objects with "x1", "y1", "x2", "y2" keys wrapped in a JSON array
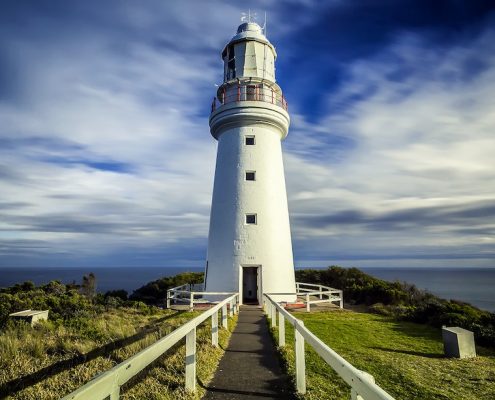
[
  {"x1": 245, "y1": 171, "x2": 256, "y2": 181},
  {"x1": 245, "y1": 136, "x2": 255, "y2": 145},
  {"x1": 245, "y1": 214, "x2": 257, "y2": 225}
]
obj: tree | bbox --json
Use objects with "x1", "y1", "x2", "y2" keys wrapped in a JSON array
[{"x1": 81, "y1": 273, "x2": 97, "y2": 299}]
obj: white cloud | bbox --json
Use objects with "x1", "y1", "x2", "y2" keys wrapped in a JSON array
[
  {"x1": 0, "y1": 2, "x2": 494, "y2": 267},
  {"x1": 284, "y1": 28, "x2": 495, "y2": 264}
]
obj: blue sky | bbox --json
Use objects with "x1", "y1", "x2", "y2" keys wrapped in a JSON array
[{"x1": 1, "y1": 1, "x2": 494, "y2": 269}]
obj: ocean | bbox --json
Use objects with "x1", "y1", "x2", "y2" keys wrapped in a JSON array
[
  {"x1": 0, "y1": 266, "x2": 493, "y2": 312},
  {"x1": 361, "y1": 267, "x2": 495, "y2": 313},
  {"x1": 0, "y1": 267, "x2": 203, "y2": 295}
]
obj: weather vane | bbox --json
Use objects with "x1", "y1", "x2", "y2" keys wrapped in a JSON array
[
  {"x1": 241, "y1": 9, "x2": 257, "y2": 23},
  {"x1": 241, "y1": 10, "x2": 267, "y2": 35}
]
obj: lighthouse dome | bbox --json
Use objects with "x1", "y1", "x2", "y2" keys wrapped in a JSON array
[
  {"x1": 229, "y1": 21, "x2": 270, "y2": 45},
  {"x1": 236, "y1": 22, "x2": 262, "y2": 34}
]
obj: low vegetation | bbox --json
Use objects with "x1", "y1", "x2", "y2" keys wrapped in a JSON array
[
  {"x1": 130, "y1": 272, "x2": 204, "y2": 305},
  {"x1": 296, "y1": 266, "x2": 495, "y2": 347},
  {"x1": 0, "y1": 276, "x2": 235, "y2": 400},
  {"x1": 271, "y1": 310, "x2": 495, "y2": 400}
]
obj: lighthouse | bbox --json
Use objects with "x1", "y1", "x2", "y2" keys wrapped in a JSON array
[{"x1": 204, "y1": 21, "x2": 296, "y2": 304}]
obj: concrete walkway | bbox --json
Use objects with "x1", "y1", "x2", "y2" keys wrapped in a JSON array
[{"x1": 202, "y1": 305, "x2": 295, "y2": 399}]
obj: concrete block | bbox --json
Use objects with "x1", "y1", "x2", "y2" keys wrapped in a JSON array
[
  {"x1": 9, "y1": 309, "x2": 49, "y2": 327},
  {"x1": 442, "y1": 326, "x2": 476, "y2": 359}
]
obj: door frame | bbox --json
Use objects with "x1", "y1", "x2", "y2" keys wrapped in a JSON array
[{"x1": 240, "y1": 264, "x2": 262, "y2": 305}]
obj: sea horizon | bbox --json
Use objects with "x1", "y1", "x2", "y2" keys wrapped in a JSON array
[{"x1": 1, "y1": 265, "x2": 494, "y2": 312}]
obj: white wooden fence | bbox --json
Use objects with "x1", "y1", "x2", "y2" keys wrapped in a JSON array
[
  {"x1": 263, "y1": 294, "x2": 395, "y2": 400},
  {"x1": 166, "y1": 284, "x2": 236, "y2": 310},
  {"x1": 61, "y1": 294, "x2": 239, "y2": 400},
  {"x1": 296, "y1": 282, "x2": 343, "y2": 311},
  {"x1": 167, "y1": 282, "x2": 343, "y2": 312}
]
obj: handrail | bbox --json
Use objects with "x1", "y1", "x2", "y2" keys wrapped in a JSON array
[
  {"x1": 167, "y1": 289, "x2": 236, "y2": 309},
  {"x1": 62, "y1": 293, "x2": 239, "y2": 399},
  {"x1": 211, "y1": 85, "x2": 288, "y2": 112},
  {"x1": 295, "y1": 281, "x2": 344, "y2": 311},
  {"x1": 263, "y1": 294, "x2": 395, "y2": 400}
]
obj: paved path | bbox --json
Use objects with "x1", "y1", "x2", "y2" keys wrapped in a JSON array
[{"x1": 202, "y1": 305, "x2": 295, "y2": 399}]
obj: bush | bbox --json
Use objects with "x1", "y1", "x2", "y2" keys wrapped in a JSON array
[
  {"x1": 296, "y1": 266, "x2": 495, "y2": 348},
  {"x1": 130, "y1": 272, "x2": 204, "y2": 305}
]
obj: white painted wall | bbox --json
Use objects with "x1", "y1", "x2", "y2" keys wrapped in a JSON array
[{"x1": 206, "y1": 105, "x2": 296, "y2": 302}]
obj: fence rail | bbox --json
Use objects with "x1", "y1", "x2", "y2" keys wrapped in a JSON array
[
  {"x1": 296, "y1": 282, "x2": 343, "y2": 312},
  {"x1": 263, "y1": 294, "x2": 395, "y2": 400},
  {"x1": 61, "y1": 294, "x2": 239, "y2": 400},
  {"x1": 167, "y1": 284, "x2": 236, "y2": 310}
]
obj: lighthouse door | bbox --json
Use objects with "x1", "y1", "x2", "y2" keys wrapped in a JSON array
[{"x1": 242, "y1": 266, "x2": 259, "y2": 304}]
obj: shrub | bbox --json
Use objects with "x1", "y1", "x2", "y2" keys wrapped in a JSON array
[{"x1": 296, "y1": 266, "x2": 495, "y2": 348}]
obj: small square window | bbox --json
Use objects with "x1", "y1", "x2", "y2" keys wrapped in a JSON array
[
  {"x1": 245, "y1": 214, "x2": 257, "y2": 224},
  {"x1": 245, "y1": 171, "x2": 256, "y2": 181},
  {"x1": 245, "y1": 136, "x2": 255, "y2": 145}
]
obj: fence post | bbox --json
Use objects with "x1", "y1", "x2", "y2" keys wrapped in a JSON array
[
  {"x1": 229, "y1": 300, "x2": 234, "y2": 317},
  {"x1": 295, "y1": 321, "x2": 306, "y2": 394},
  {"x1": 109, "y1": 381, "x2": 120, "y2": 400},
  {"x1": 185, "y1": 327, "x2": 197, "y2": 392},
  {"x1": 278, "y1": 312, "x2": 285, "y2": 347},
  {"x1": 166, "y1": 290, "x2": 171, "y2": 308},
  {"x1": 351, "y1": 371, "x2": 375, "y2": 400},
  {"x1": 271, "y1": 303, "x2": 277, "y2": 328},
  {"x1": 340, "y1": 291, "x2": 344, "y2": 309},
  {"x1": 212, "y1": 311, "x2": 218, "y2": 347},
  {"x1": 222, "y1": 304, "x2": 228, "y2": 329},
  {"x1": 189, "y1": 292, "x2": 194, "y2": 311},
  {"x1": 319, "y1": 285, "x2": 323, "y2": 300},
  {"x1": 306, "y1": 293, "x2": 310, "y2": 312}
]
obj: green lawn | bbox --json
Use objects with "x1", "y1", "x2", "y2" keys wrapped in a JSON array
[{"x1": 272, "y1": 309, "x2": 495, "y2": 400}]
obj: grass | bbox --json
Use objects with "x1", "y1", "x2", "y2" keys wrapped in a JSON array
[
  {"x1": 0, "y1": 306, "x2": 237, "y2": 400},
  {"x1": 270, "y1": 309, "x2": 495, "y2": 400}
]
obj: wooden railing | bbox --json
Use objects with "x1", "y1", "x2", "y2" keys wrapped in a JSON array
[
  {"x1": 166, "y1": 284, "x2": 236, "y2": 310},
  {"x1": 263, "y1": 294, "x2": 395, "y2": 400},
  {"x1": 296, "y1": 281, "x2": 343, "y2": 311},
  {"x1": 61, "y1": 294, "x2": 239, "y2": 400}
]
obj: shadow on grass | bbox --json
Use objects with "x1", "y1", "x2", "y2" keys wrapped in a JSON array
[
  {"x1": 0, "y1": 311, "x2": 185, "y2": 397},
  {"x1": 371, "y1": 346, "x2": 444, "y2": 359}
]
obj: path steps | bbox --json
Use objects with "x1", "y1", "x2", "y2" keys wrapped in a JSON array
[{"x1": 202, "y1": 305, "x2": 295, "y2": 399}]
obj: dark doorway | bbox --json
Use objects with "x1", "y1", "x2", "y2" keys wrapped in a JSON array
[{"x1": 242, "y1": 267, "x2": 259, "y2": 304}]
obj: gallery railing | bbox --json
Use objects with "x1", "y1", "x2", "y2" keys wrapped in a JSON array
[{"x1": 211, "y1": 84, "x2": 288, "y2": 112}]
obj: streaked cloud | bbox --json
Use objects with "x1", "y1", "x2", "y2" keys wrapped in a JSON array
[{"x1": 0, "y1": 1, "x2": 494, "y2": 268}]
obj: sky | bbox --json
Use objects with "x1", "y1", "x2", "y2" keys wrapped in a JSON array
[{"x1": 1, "y1": 0, "x2": 494, "y2": 269}]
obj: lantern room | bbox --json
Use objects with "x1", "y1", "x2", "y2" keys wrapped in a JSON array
[{"x1": 221, "y1": 22, "x2": 277, "y2": 83}]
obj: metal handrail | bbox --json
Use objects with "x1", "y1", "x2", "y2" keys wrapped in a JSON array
[
  {"x1": 62, "y1": 293, "x2": 239, "y2": 399},
  {"x1": 263, "y1": 294, "x2": 395, "y2": 400},
  {"x1": 211, "y1": 85, "x2": 288, "y2": 112}
]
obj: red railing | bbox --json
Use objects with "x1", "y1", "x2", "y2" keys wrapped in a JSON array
[{"x1": 211, "y1": 84, "x2": 288, "y2": 113}]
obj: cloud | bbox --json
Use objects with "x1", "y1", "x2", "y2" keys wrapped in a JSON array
[
  {"x1": 282, "y1": 24, "x2": 495, "y2": 265},
  {"x1": 0, "y1": 1, "x2": 494, "y2": 268}
]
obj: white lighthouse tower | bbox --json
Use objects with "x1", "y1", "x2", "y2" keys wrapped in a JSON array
[{"x1": 204, "y1": 20, "x2": 296, "y2": 304}]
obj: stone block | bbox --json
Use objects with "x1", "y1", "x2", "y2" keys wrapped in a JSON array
[{"x1": 442, "y1": 326, "x2": 476, "y2": 359}]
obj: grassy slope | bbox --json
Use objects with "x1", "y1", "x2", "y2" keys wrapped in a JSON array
[
  {"x1": 0, "y1": 307, "x2": 236, "y2": 400},
  {"x1": 273, "y1": 309, "x2": 495, "y2": 400}
]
